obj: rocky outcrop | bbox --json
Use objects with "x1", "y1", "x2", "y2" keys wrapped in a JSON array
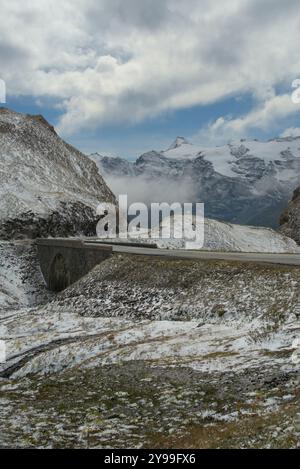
[
  {"x1": 279, "y1": 187, "x2": 300, "y2": 244},
  {"x1": 0, "y1": 202, "x2": 103, "y2": 240},
  {"x1": 0, "y1": 240, "x2": 53, "y2": 310},
  {"x1": 0, "y1": 108, "x2": 116, "y2": 239}
]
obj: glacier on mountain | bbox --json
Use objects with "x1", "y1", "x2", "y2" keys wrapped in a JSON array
[{"x1": 91, "y1": 136, "x2": 300, "y2": 227}]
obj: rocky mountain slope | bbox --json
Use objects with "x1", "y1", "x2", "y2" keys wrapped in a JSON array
[
  {"x1": 0, "y1": 108, "x2": 115, "y2": 239},
  {"x1": 279, "y1": 187, "x2": 300, "y2": 245},
  {"x1": 91, "y1": 136, "x2": 300, "y2": 228}
]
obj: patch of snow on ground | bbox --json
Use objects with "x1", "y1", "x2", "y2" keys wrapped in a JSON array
[{"x1": 128, "y1": 215, "x2": 300, "y2": 253}]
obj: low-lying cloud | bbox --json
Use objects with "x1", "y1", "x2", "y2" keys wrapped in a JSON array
[{"x1": 105, "y1": 175, "x2": 197, "y2": 208}]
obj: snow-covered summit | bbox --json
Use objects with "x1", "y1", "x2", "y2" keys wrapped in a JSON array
[
  {"x1": 92, "y1": 135, "x2": 300, "y2": 228},
  {"x1": 167, "y1": 136, "x2": 190, "y2": 151},
  {"x1": 162, "y1": 137, "x2": 300, "y2": 176}
]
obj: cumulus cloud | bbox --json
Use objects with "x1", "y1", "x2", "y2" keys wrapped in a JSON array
[
  {"x1": 0, "y1": 0, "x2": 300, "y2": 135},
  {"x1": 280, "y1": 127, "x2": 300, "y2": 138},
  {"x1": 195, "y1": 93, "x2": 300, "y2": 145}
]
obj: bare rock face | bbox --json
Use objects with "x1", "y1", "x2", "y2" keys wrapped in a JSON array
[
  {"x1": 0, "y1": 108, "x2": 116, "y2": 239},
  {"x1": 279, "y1": 187, "x2": 300, "y2": 244}
]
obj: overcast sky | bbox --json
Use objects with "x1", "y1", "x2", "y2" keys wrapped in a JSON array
[{"x1": 1, "y1": 0, "x2": 300, "y2": 158}]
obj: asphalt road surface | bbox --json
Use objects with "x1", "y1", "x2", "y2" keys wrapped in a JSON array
[{"x1": 85, "y1": 241, "x2": 300, "y2": 267}]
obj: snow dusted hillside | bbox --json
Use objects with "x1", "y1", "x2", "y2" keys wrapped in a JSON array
[
  {"x1": 1, "y1": 254, "x2": 299, "y2": 448},
  {"x1": 0, "y1": 108, "x2": 115, "y2": 239},
  {"x1": 202, "y1": 218, "x2": 300, "y2": 253},
  {"x1": 91, "y1": 136, "x2": 300, "y2": 228},
  {"x1": 129, "y1": 215, "x2": 300, "y2": 253}
]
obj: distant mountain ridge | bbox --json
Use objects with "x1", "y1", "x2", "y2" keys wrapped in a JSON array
[{"x1": 90, "y1": 136, "x2": 300, "y2": 228}]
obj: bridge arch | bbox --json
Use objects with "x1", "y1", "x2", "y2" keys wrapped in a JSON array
[
  {"x1": 36, "y1": 239, "x2": 112, "y2": 291},
  {"x1": 48, "y1": 252, "x2": 71, "y2": 292}
]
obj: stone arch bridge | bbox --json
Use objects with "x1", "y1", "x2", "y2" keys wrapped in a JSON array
[
  {"x1": 36, "y1": 239, "x2": 113, "y2": 292},
  {"x1": 36, "y1": 238, "x2": 300, "y2": 292}
]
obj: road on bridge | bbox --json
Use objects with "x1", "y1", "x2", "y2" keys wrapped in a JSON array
[{"x1": 84, "y1": 241, "x2": 300, "y2": 267}]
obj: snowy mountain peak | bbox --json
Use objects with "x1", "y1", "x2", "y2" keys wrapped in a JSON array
[
  {"x1": 91, "y1": 134, "x2": 300, "y2": 228},
  {"x1": 167, "y1": 136, "x2": 190, "y2": 150}
]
